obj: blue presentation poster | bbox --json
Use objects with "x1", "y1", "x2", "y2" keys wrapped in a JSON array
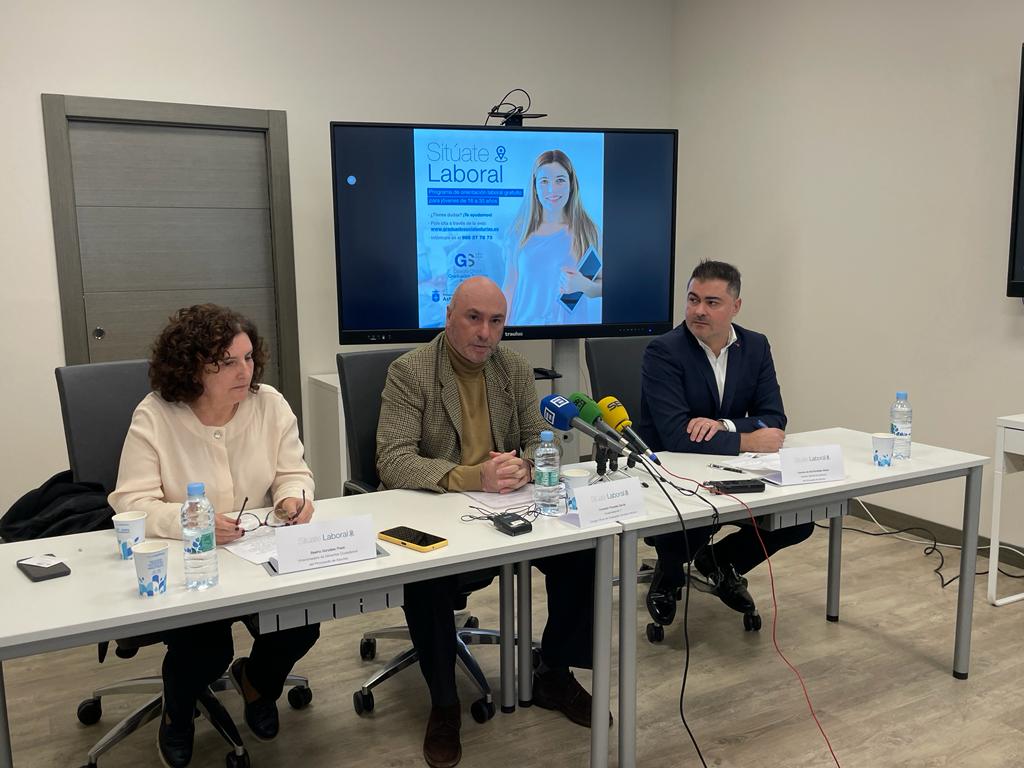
[{"x1": 414, "y1": 129, "x2": 604, "y2": 327}]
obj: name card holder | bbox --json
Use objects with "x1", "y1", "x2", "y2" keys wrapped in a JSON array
[
  {"x1": 563, "y1": 476, "x2": 646, "y2": 528},
  {"x1": 269, "y1": 515, "x2": 376, "y2": 574},
  {"x1": 770, "y1": 444, "x2": 845, "y2": 486}
]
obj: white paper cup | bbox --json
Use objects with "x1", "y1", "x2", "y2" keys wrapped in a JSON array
[
  {"x1": 112, "y1": 511, "x2": 147, "y2": 560},
  {"x1": 561, "y1": 467, "x2": 593, "y2": 489},
  {"x1": 872, "y1": 433, "x2": 895, "y2": 468},
  {"x1": 133, "y1": 540, "x2": 168, "y2": 597}
]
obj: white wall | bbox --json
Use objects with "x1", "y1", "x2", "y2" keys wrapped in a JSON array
[
  {"x1": 0, "y1": 0, "x2": 674, "y2": 511},
  {"x1": 672, "y1": 0, "x2": 1024, "y2": 545}
]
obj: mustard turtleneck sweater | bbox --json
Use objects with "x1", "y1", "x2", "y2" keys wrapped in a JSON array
[{"x1": 441, "y1": 336, "x2": 495, "y2": 491}]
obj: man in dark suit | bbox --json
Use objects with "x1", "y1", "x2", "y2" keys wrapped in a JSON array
[{"x1": 636, "y1": 260, "x2": 813, "y2": 625}]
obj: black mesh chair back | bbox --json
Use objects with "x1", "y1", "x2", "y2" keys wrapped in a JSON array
[
  {"x1": 54, "y1": 359, "x2": 152, "y2": 492},
  {"x1": 336, "y1": 348, "x2": 413, "y2": 492},
  {"x1": 584, "y1": 336, "x2": 653, "y2": 418}
]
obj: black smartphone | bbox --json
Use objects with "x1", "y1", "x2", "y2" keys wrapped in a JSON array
[
  {"x1": 576, "y1": 245, "x2": 602, "y2": 280},
  {"x1": 378, "y1": 526, "x2": 448, "y2": 552},
  {"x1": 704, "y1": 479, "x2": 766, "y2": 494},
  {"x1": 17, "y1": 554, "x2": 71, "y2": 582}
]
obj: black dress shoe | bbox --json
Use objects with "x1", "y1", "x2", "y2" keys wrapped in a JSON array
[
  {"x1": 645, "y1": 561, "x2": 677, "y2": 626},
  {"x1": 230, "y1": 657, "x2": 279, "y2": 741},
  {"x1": 157, "y1": 710, "x2": 194, "y2": 768},
  {"x1": 423, "y1": 702, "x2": 462, "y2": 768},
  {"x1": 694, "y1": 550, "x2": 756, "y2": 614}
]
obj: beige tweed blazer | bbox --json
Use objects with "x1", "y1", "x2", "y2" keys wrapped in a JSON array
[{"x1": 376, "y1": 332, "x2": 551, "y2": 492}]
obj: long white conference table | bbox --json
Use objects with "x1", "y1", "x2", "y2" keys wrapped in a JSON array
[
  {"x1": 0, "y1": 490, "x2": 620, "y2": 768},
  {"x1": 0, "y1": 427, "x2": 988, "y2": 768},
  {"x1": 614, "y1": 427, "x2": 987, "y2": 768}
]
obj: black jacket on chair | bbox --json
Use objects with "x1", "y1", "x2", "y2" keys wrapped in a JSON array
[{"x1": 0, "y1": 470, "x2": 114, "y2": 542}]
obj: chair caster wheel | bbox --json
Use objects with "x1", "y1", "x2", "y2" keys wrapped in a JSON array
[
  {"x1": 288, "y1": 685, "x2": 313, "y2": 709},
  {"x1": 464, "y1": 615, "x2": 480, "y2": 629},
  {"x1": 646, "y1": 623, "x2": 664, "y2": 643},
  {"x1": 226, "y1": 749, "x2": 251, "y2": 767},
  {"x1": 532, "y1": 647, "x2": 542, "y2": 670},
  {"x1": 359, "y1": 637, "x2": 377, "y2": 660},
  {"x1": 470, "y1": 698, "x2": 496, "y2": 723},
  {"x1": 353, "y1": 689, "x2": 374, "y2": 715},
  {"x1": 743, "y1": 612, "x2": 762, "y2": 631},
  {"x1": 77, "y1": 697, "x2": 102, "y2": 725}
]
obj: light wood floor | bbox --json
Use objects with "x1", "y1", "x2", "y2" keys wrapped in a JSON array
[{"x1": 6, "y1": 522, "x2": 1024, "y2": 767}]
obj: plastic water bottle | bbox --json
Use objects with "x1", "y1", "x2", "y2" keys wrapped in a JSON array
[
  {"x1": 890, "y1": 391, "x2": 912, "y2": 460},
  {"x1": 533, "y1": 430, "x2": 562, "y2": 517},
  {"x1": 180, "y1": 482, "x2": 218, "y2": 590}
]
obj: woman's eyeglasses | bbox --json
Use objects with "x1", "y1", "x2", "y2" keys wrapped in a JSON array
[
  {"x1": 237, "y1": 508, "x2": 294, "y2": 533},
  {"x1": 233, "y1": 490, "x2": 305, "y2": 532}
]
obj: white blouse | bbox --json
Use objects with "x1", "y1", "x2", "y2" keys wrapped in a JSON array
[{"x1": 108, "y1": 384, "x2": 314, "y2": 540}]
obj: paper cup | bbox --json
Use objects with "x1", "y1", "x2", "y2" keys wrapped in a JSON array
[
  {"x1": 561, "y1": 468, "x2": 593, "y2": 489},
  {"x1": 133, "y1": 540, "x2": 168, "y2": 597},
  {"x1": 112, "y1": 511, "x2": 147, "y2": 559},
  {"x1": 872, "y1": 433, "x2": 895, "y2": 467}
]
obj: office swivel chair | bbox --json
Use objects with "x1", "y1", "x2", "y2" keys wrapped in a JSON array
[
  {"x1": 55, "y1": 360, "x2": 310, "y2": 768},
  {"x1": 337, "y1": 349, "x2": 533, "y2": 725},
  {"x1": 584, "y1": 336, "x2": 764, "y2": 639}
]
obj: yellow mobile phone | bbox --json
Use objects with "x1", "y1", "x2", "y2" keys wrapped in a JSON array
[{"x1": 378, "y1": 526, "x2": 448, "y2": 553}]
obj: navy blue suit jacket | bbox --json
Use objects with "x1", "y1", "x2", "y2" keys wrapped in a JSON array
[{"x1": 637, "y1": 322, "x2": 786, "y2": 455}]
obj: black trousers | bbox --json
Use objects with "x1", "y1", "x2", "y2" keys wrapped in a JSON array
[
  {"x1": 402, "y1": 549, "x2": 595, "y2": 707},
  {"x1": 161, "y1": 616, "x2": 320, "y2": 724},
  {"x1": 652, "y1": 521, "x2": 814, "y2": 590}
]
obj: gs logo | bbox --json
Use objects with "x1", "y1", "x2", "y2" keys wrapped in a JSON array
[{"x1": 454, "y1": 252, "x2": 475, "y2": 268}]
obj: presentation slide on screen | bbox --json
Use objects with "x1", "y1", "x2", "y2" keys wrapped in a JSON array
[{"x1": 413, "y1": 129, "x2": 604, "y2": 328}]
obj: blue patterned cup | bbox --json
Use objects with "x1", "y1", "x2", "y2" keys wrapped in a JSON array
[
  {"x1": 112, "y1": 511, "x2": 147, "y2": 559},
  {"x1": 872, "y1": 433, "x2": 895, "y2": 468},
  {"x1": 133, "y1": 540, "x2": 168, "y2": 597}
]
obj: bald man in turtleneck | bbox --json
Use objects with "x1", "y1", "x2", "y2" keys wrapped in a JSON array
[{"x1": 377, "y1": 277, "x2": 601, "y2": 768}]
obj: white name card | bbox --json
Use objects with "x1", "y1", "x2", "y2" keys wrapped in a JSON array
[
  {"x1": 775, "y1": 444, "x2": 845, "y2": 485},
  {"x1": 270, "y1": 516, "x2": 376, "y2": 575},
  {"x1": 563, "y1": 476, "x2": 646, "y2": 528}
]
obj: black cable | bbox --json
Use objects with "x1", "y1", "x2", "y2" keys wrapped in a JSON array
[
  {"x1": 484, "y1": 88, "x2": 532, "y2": 125},
  {"x1": 812, "y1": 521, "x2": 1024, "y2": 587},
  {"x1": 632, "y1": 456, "x2": 709, "y2": 768}
]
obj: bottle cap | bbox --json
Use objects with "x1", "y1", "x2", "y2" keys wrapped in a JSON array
[
  {"x1": 187, "y1": 482, "x2": 206, "y2": 496},
  {"x1": 540, "y1": 430, "x2": 554, "y2": 442},
  {"x1": 896, "y1": 391, "x2": 908, "y2": 400}
]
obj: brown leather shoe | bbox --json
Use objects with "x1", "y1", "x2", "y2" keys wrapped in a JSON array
[
  {"x1": 532, "y1": 670, "x2": 611, "y2": 728},
  {"x1": 423, "y1": 702, "x2": 462, "y2": 768}
]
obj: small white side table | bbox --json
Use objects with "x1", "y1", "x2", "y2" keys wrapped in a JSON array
[{"x1": 988, "y1": 414, "x2": 1024, "y2": 606}]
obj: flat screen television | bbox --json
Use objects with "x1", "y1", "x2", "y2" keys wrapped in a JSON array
[
  {"x1": 1008, "y1": 44, "x2": 1024, "y2": 297},
  {"x1": 330, "y1": 122, "x2": 678, "y2": 343}
]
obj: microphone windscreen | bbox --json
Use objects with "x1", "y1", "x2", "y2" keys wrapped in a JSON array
[
  {"x1": 569, "y1": 393, "x2": 603, "y2": 426},
  {"x1": 597, "y1": 396, "x2": 632, "y2": 431},
  {"x1": 540, "y1": 394, "x2": 580, "y2": 431}
]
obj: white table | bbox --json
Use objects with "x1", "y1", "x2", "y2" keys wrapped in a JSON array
[
  {"x1": 0, "y1": 490, "x2": 620, "y2": 768},
  {"x1": 612, "y1": 427, "x2": 987, "y2": 768},
  {"x1": 988, "y1": 414, "x2": 1024, "y2": 606}
]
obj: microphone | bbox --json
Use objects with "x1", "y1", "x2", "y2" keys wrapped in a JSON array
[
  {"x1": 596, "y1": 396, "x2": 661, "y2": 465},
  {"x1": 540, "y1": 394, "x2": 633, "y2": 459},
  {"x1": 569, "y1": 392, "x2": 632, "y2": 449}
]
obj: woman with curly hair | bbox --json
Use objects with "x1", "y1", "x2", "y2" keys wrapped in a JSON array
[{"x1": 109, "y1": 304, "x2": 319, "y2": 768}]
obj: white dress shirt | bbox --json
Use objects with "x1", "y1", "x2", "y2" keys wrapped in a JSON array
[{"x1": 695, "y1": 324, "x2": 739, "y2": 432}]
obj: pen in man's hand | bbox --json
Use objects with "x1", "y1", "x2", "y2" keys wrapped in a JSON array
[
  {"x1": 708, "y1": 464, "x2": 745, "y2": 474},
  {"x1": 756, "y1": 419, "x2": 768, "y2": 429},
  {"x1": 234, "y1": 497, "x2": 249, "y2": 526}
]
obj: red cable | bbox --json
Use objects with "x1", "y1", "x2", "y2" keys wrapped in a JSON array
[{"x1": 657, "y1": 466, "x2": 842, "y2": 768}]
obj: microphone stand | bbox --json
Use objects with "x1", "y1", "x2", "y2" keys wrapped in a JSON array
[{"x1": 594, "y1": 439, "x2": 609, "y2": 477}]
